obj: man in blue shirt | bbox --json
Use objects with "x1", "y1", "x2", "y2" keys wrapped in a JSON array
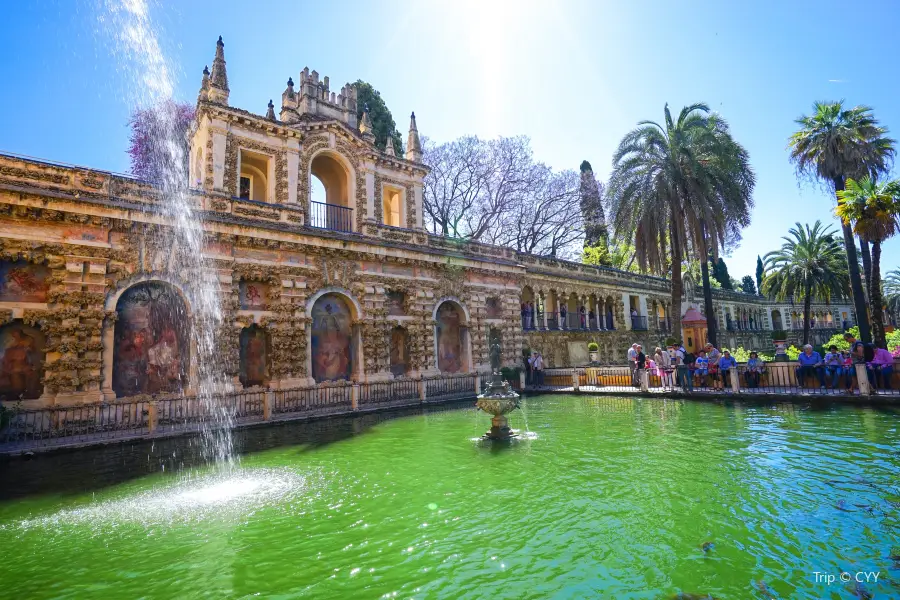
[
  {"x1": 795, "y1": 344, "x2": 825, "y2": 389},
  {"x1": 718, "y1": 349, "x2": 737, "y2": 390}
]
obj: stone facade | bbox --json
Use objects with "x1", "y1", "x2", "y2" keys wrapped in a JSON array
[{"x1": 0, "y1": 39, "x2": 854, "y2": 408}]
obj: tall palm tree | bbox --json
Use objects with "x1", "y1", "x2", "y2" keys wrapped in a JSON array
[
  {"x1": 885, "y1": 268, "x2": 900, "y2": 324},
  {"x1": 788, "y1": 101, "x2": 895, "y2": 344},
  {"x1": 608, "y1": 103, "x2": 754, "y2": 345},
  {"x1": 762, "y1": 221, "x2": 850, "y2": 345},
  {"x1": 836, "y1": 176, "x2": 900, "y2": 347}
]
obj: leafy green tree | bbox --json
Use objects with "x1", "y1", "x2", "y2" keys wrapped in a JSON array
[
  {"x1": 762, "y1": 221, "x2": 850, "y2": 345},
  {"x1": 608, "y1": 103, "x2": 754, "y2": 344},
  {"x1": 789, "y1": 101, "x2": 896, "y2": 344},
  {"x1": 835, "y1": 176, "x2": 900, "y2": 347},
  {"x1": 582, "y1": 239, "x2": 642, "y2": 273},
  {"x1": 755, "y1": 255, "x2": 764, "y2": 296},
  {"x1": 355, "y1": 80, "x2": 403, "y2": 155},
  {"x1": 740, "y1": 275, "x2": 757, "y2": 294}
]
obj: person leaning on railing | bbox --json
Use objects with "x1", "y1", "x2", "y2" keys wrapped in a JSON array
[
  {"x1": 868, "y1": 345, "x2": 894, "y2": 390},
  {"x1": 718, "y1": 350, "x2": 737, "y2": 390},
  {"x1": 745, "y1": 352, "x2": 764, "y2": 388},
  {"x1": 694, "y1": 350, "x2": 709, "y2": 388},
  {"x1": 840, "y1": 351, "x2": 855, "y2": 391},
  {"x1": 823, "y1": 345, "x2": 844, "y2": 390},
  {"x1": 795, "y1": 344, "x2": 826, "y2": 389}
]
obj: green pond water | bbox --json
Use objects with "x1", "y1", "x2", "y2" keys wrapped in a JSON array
[{"x1": 1, "y1": 395, "x2": 899, "y2": 599}]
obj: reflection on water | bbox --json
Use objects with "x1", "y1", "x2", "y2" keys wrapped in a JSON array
[{"x1": 1, "y1": 396, "x2": 899, "y2": 599}]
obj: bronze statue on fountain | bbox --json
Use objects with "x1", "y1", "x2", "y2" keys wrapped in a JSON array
[{"x1": 475, "y1": 339, "x2": 520, "y2": 441}]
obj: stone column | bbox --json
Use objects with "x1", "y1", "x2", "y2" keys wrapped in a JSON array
[{"x1": 100, "y1": 317, "x2": 116, "y2": 402}]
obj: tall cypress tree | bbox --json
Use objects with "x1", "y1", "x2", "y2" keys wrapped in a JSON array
[
  {"x1": 755, "y1": 255, "x2": 764, "y2": 296},
  {"x1": 579, "y1": 160, "x2": 609, "y2": 251}
]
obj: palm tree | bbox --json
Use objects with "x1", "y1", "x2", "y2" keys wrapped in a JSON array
[
  {"x1": 608, "y1": 103, "x2": 754, "y2": 345},
  {"x1": 762, "y1": 221, "x2": 850, "y2": 345},
  {"x1": 788, "y1": 101, "x2": 895, "y2": 344},
  {"x1": 836, "y1": 176, "x2": 900, "y2": 347},
  {"x1": 885, "y1": 268, "x2": 900, "y2": 324}
]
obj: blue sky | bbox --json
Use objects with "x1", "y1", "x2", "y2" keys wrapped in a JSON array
[{"x1": 1, "y1": 0, "x2": 899, "y2": 279}]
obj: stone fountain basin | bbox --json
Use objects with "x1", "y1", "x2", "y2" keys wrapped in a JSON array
[{"x1": 476, "y1": 397, "x2": 518, "y2": 417}]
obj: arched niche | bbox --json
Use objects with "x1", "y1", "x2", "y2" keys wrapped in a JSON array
[
  {"x1": 0, "y1": 321, "x2": 46, "y2": 401},
  {"x1": 112, "y1": 281, "x2": 190, "y2": 398},
  {"x1": 239, "y1": 324, "x2": 270, "y2": 388},
  {"x1": 434, "y1": 299, "x2": 471, "y2": 373},
  {"x1": 309, "y1": 291, "x2": 360, "y2": 383},
  {"x1": 390, "y1": 326, "x2": 410, "y2": 377},
  {"x1": 309, "y1": 150, "x2": 356, "y2": 232}
]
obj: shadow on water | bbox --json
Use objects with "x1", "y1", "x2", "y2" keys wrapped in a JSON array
[{"x1": 0, "y1": 400, "x2": 474, "y2": 502}]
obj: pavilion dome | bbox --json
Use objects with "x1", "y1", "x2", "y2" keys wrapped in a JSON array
[{"x1": 682, "y1": 307, "x2": 707, "y2": 325}]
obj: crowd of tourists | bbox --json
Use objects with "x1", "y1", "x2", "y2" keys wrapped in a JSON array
[{"x1": 523, "y1": 331, "x2": 895, "y2": 392}]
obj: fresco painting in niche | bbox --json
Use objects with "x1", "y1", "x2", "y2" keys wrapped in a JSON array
[
  {"x1": 311, "y1": 293, "x2": 353, "y2": 382},
  {"x1": 390, "y1": 327, "x2": 409, "y2": 377},
  {"x1": 386, "y1": 291, "x2": 405, "y2": 316},
  {"x1": 486, "y1": 297, "x2": 502, "y2": 319},
  {"x1": 113, "y1": 282, "x2": 189, "y2": 397},
  {"x1": 0, "y1": 261, "x2": 50, "y2": 303},
  {"x1": 239, "y1": 280, "x2": 269, "y2": 309},
  {"x1": 437, "y1": 302, "x2": 463, "y2": 373},
  {"x1": 0, "y1": 323, "x2": 45, "y2": 400},
  {"x1": 240, "y1": 326, "x2": 269, "y2": 387}
]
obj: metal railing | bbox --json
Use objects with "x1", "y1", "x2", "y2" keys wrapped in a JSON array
[
  {"x1": 358, "y1": 379, "x2": 420, "y2": 407},
  {"x1": 310, "y1": 201, "x2": 353, "y2": 233},
  {"x1": 631, "y1": 316, "x2": 648, "y2": 330},
  {"x1": 272, "y1": 385, "x2": 353, "y2": 416},
  {"x1": 425, "y1": 373, "x2": 476, "y2": 400},
  {"x1": 655, "y1": 317, "x2": 671, "y2": 332},
  {"x1": 0, "y1": 375, "x2": 485, "y2": 452}
]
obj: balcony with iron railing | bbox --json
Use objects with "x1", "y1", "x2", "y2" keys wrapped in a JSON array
[
  {"x1": 631, "y1": 316, "x2": 648, "y2": 331},
  {"x1": 310, "y1": 201, "x2": 353, "y2": 233}
]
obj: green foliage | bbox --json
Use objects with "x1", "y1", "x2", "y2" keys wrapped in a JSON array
[
  {"x1": 587, "y1": 342, "x2": 599, "y2": 352},
  {"x1": 789, "y1": 101, "x2": 894, "y2": 188},
  {"x1": 835, "y1": 175, "x2": 900, "y2": 347},
  {"x1": 740, "y1": 275, "x2": 757, "y2": 294},
  {"x1": 354, "y1": 80, "x2": 403, "y2": 155},
  {"x1": 824, "y1": 326, "x2": 858, "y2": 352},
  {"x1": 762, "y1": 221, "x2": 849, "y2": 343},
  {"x1": 826, "y1": 325, "x2": 900, "y2": 353},
  {"x1": 686, "y1": 261, "x2": 721, "y2": 288},
  {"x1": 771, "y1": 330, "x2": 788, "y2": 340},
  {"x1": 583, "y1": 240, "x2": 641, "y2": 273},
  {"x1": 785, "y1": 345, "x2": 802, "y2": 361},
  {"x1": 664, "y1": 336, "x2": 681, "y2": 347}
]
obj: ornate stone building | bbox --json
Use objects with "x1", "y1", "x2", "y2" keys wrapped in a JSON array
[{"x1": 0, "y1": 38, "x2": 853, "y2": 407}]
